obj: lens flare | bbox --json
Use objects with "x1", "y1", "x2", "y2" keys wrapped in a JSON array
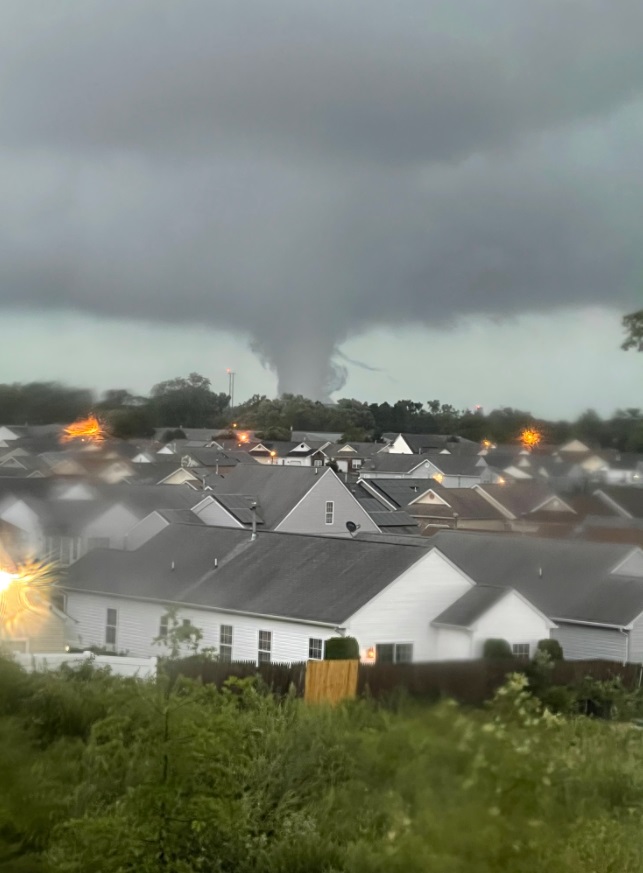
[
  {"x1": 0, "y1": 557, "x2": 59, "y2": 635},
  {"x1": 60, "y1": 414, "x2": 107, "y2": 444},
  {"x1": 519, "y1": 427, "x2": 542, "y2": 449}
]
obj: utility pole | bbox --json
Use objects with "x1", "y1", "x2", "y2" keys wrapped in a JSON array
[{"x1": 226, "y1": 368, "x2": 235, "y2": 416}]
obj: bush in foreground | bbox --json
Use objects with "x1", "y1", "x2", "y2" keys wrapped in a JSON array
[{"x1": 2, "y1": 658, "x2": 643, "y2": 871}]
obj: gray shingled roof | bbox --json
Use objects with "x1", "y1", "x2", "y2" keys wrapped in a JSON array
[
  {"x1": 432, "y1": 530, "x2": 643, "y2": 627},
  {"x1": 156, "y1": 509, "x2": 204, "y2": 526},
  {"x1": 433, "y1": 585, "x2": 509, "y2": 627},
  {"x1": 177, "y1": 532, "x2": 427, "y2": 623},
  {"x1": 596, "y1": 486, "x2": 643, "y2": 519},
  {"x1": 215, "y1": 494, "x2": 265, "y2": 526},
  {"x1": 65, "y1": 525, "x2": 250, "y2": 601},
  {"x1": 206, "y1": 465, "x2": 330, "y2": 529},
  {"x1": 416, "y1": 486, "x2": 506, "y2": 520},
  {"x1": 476, "y1": 482, "x2": 568, "y2": 518},
  {"x1": 423, "y1": 455, "x2": 486, "y2": 476},
  {"x1": 395, "y1": 433, "x2": 477, "y2": 454},
  {"x1": 364, "y1": 455, "x2": 430, "y2": 474},
  {"x1": 358, "y1": 478, "x2": 432, "y2": 508},
  {"x1": 64, "y1": 526, "x2": 428, "y2": 625}
]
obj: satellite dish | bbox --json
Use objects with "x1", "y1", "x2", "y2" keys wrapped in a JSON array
[{"x1": 346, "y1": 521, "x2": 360, "y2": 534}]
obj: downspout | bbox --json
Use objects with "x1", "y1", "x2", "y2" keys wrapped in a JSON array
[{"x1": 619, "y1": 627, "x2": 630, "y2": 666}]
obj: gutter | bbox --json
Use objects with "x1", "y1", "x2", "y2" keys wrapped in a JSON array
[
  {"x1": 62, "y1": 586, "x2": 340, "y2": 629},
  {"x1": 550, "y1": 616, "x2": 626, "y2": 631}
]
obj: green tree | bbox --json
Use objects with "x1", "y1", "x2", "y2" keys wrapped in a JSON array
[
  {"x1": 153, "y1": 608, "x2": 206, "y2": 659},
  {"x1": 150, "y1": 372, "x2": 229, "y2": 428},
  {"x1": 621, "y1": 309, "x2": 643, "y2": 351}
]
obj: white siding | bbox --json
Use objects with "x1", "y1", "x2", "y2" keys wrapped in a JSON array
[
  {"x1": 66, "y1": 593, "x2": 162, "y2": 656},
  {"x1": 551, "y1": 623, "x2": 627, "y2": 662},
  {"x1": 388, "y1": 435, "x2": 413, "y2": 454},
  {"x1": 83, "y1": 504, "x2": 141, "y2": 549},
  {"x1": 439, "y1": 475, "x2": 482, "y2": 488},
  {"x1": 627, "y1": 613, "x2": 643, "y2": 663},
  {"x1": 470, "y1": 591, "x2": 551, "y2": 658},
  {"x1": 276, "y1": 469, "x2": 380, "y2": 537},
  {"x1": 612, "y1": 550, "x2": 643, "y2": 577},
  {"x1": 177, "y1": 607, "x2": 336, "y2": 664},
  {"x1": 126, "y1": 513, "x2": 168, "y2": 550},
  {"x1": 0, "y1": 501, "x2": 44, "y2": 551},
  {"x1": 65, "y1": 591, "x2": 336, "y2": 663},
  {"x1": 58, "y1": 482, "x2": 98, "y2": 500},
  {"x1": 435, "y1": 627, "x2": 472, "y2": 659},
  {"x1": 347, "y1": 550, "x2": 473, "y2": 661},
  {"x1": 192, "y1": 498, "x2": 243, "y2": 528}
]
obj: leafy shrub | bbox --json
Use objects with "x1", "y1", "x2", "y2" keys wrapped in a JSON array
[
  {"x1": 0, "y1": 654, "x2": 30, "y2": 716},
  {"x1": 537, "y1": 638, "x2": 564, "y2": 661},
  {"x1": 160, "y1": 427, "x2": 186, "y2": 443},
  {"x1": 324, "y1": 636, "x2": 359, "y2": 660},
  {"x1": 538, "y1": 684, "x2": 578, "y2": 715},
  {"x1": 482, "y1": 638, "x2": 513, "y2": 660}
]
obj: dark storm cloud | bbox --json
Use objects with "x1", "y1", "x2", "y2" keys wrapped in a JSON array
[{"x1": 1, "y1": 1, "x2": 642, "y2": 396}]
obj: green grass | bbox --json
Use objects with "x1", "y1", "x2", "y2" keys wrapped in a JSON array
[{"x1": 1, "y1": 662, "x2": 643, "y2": 872}]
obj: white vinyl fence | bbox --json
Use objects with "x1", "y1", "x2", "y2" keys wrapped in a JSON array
[{"x1": 13, "y1": 650, "x2": 157, "y2": 679}]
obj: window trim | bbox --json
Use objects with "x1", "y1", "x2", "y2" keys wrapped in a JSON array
[
  {"x1": 325, "y1": 500, "x2": 335, "y2": 525},
  {"x1": 220, "y1": 624, "x2": 233, "y2": 662},
  {"x1": 105, "y1": 607, "x2": 118, "y2": 648},
  {"x1": 308, "y1": 637, "x2": 323, "y2": 660},
  {"x1": 258, "y1": 629, "x2": 272, "y2": 665},
  {"x1": 158, "y1": 614, "x2": 169, "y2": 639},
  {"x1": 375, "y1": 642, "x2": 414, "y2": 664}
]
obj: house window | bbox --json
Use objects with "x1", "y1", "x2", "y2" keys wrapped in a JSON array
[
  {"x1": 308, "y1": 638, "x2": 323, "y2": 660},
  {"x1": 220, "y1": 625, "x2": 233, "y2": 662},
  {"x1": 353, "y1": 459, "x2": 362, "y2": 468},
  {"x1": 158, "y1": 615, "x2": 168, "y2": 639},
  {"x1": 70, "y1": 538, "x2": 83, "y2": 564},
  {"x1": 313, "y1": 459, "x2": 323, "y2": 467},
  {"x1": 258, "y1": 630, "x2": 272, "y2": 664},
  {"x1": 325, "y1": 501, "x2": 335, "y2": 525},
  {"x1": 105, "y1": 608, "x2": 118, "y2": 647},
  {"x1": 512, "y1": 643, "x2": 530, "y2": 660},
  {"x1": 375, "y1": 643, "x2": 414, "y2": 664}
]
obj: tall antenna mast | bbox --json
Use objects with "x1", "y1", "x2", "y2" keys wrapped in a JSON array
[{"x1": 226, "y1": 368, "x2": 236, "y2": 415}]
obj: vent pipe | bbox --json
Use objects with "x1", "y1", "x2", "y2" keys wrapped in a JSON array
[
  {"x1": 214, "y1": 557, "x2": 218, "y2": 569},
  {"x1": 171, "y1": 561, "x2": 175, "y2": 571},
  {"x1": 250, "y1": 501, "x2": 257, "y2": 541}
]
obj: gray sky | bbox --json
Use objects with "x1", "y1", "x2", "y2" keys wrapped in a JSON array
[{"x1": 1, "y1": 1, "x2": 642, "y2": 412}]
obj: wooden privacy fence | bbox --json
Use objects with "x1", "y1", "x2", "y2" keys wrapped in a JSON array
[
  {"x1": 305, "y1": 659, "x2": 359, "y2": 705},
  {"x1": 169, "y1": 657, "x2": 643, "y2": 706}
]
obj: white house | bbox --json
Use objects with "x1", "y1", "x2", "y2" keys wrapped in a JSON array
[{"x1": 62, "y1": 525, "x2": 553, "y2": 663}]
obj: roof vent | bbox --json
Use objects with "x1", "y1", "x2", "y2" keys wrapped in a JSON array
[
  {"x1": 214, "y1": 557, "x2": 218, "y2": 569},
  {"x1": 171, "y1": 561, "x2": 175, "y2": 571},
  {"x1": 538, "y1": 566, "x2": 543, "y2": 577}
]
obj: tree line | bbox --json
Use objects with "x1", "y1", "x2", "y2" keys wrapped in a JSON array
[{"x1": 0, "y1": 374, "x2": 641, "y2": 449}]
